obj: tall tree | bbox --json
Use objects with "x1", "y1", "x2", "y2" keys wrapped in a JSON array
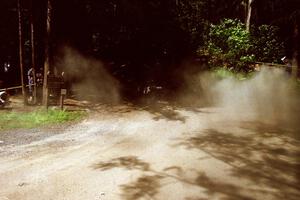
[
  {"x1": 30, "y1": 0, "x2": 37, "y2": 104},
  {"x1": 17, "y1": 0, "x2": 26, "y2": 104},
  {"x1": 246, "y1": 0, "x2": 254, "y2": 31},
  {"x1": 292, "y1": 23, "x2": 299, "y2": 78},
  {"x1": 43, "y1": 0, "x2": 52, "y2": 106}
]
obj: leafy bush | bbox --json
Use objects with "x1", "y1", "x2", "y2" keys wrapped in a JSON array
[
  {"x1": 212, "y1": 67, "x2": 255, "y2": 80},
  {"x1": 199, "y1": 19, "x2": 285, "y2": 71},
  {"x1": 200, "y1": 19, "x2": 254, "y2": 71},
  {"x1": 250, "y1": 25, "x2": 285, "y2": 63}
]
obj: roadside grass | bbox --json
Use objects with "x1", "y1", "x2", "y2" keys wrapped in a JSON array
[
  {"x1": 212, "y1": 67, "x2": 255, "y2": 80},
  {"x1": 0, "y1": 109, "x2": 86, "y2": 130},
  {"x1": 212, "y1": 67, "x2": 300, "y2": 83},
  {"x1": 212, "y1": 67, "x2": 300, "y2": 95}
]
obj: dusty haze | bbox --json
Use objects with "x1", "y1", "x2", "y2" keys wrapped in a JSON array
[
  {"x1": 55, "y1": 47, "x2": 120, "y2": 104},
  {"x1": 182, "y1": 67, "x2": 300, "y2": 130},
  {"x1": 56, "y1": 48, "x2": 299, "y2": 130}
]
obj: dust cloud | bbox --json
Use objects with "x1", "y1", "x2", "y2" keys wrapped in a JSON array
[
  {"x1": 181, "y1": 67, "x2": 300, "y2": 129},
  {"x1": 55, "y1": 47, "x2": 120, "y2": 104}
]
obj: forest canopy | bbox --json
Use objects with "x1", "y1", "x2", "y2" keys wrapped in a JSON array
[{"x1": 0, "y1": 0, "x2": 299, "y2": 97}]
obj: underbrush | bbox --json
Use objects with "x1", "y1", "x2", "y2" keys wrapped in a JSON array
[
  {"x1": 0, "y1": 109, "x2": 85, "y2": 130},
  {"x1": 212, "y1": 67, "x2": 255, "y2": 80}
]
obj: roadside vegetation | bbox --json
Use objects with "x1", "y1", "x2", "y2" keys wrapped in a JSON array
[
  {"x1": 1, "y1": 1, "x2": 299, "y2": 103},
  {"x1": 0, "y1": 109, "x2": 85, "y2": 131},
  {"x1": 212, "y1": 67, "x2": 255, "y2": 80},
  {"x1": 199, "y1": 19, "x2": 285, "y2": 72}
]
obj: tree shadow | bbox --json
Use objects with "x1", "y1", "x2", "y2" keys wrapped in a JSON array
[
  {"x1": 144, "y1": 104, "x2": 187, "y2": 123},
  {"x1": 92, "y1": 156, "x2": 161, "y2": 200},
  {"x1": 120, "y1": 175, "x2": 164, "y2": 200},
  {"x1": 193, "y1": 173, "x2": 256, "y2": 200},
  {"x1": 177, "y1": 124, "x2": 300, "y2": 200},
  {"x1": 92, "y1": 156, "x2": 150, "y2": 171},
  {"x1": 92, "y1": 156, "x2": 259, "y2": 200},
  {"x1": 240, "y1": 120, "x2": 300, "y2": 140},
  {"x1": 152, "y1": 108, "x2": 187, "y2": 123}
]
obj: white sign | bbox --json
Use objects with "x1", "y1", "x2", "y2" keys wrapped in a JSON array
[{"x1": 61, "y1": 89, "x2": 67, "y2": 95}]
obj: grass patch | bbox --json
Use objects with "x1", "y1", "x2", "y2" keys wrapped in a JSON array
[
  {"x1": 0, "y1": 109, "x2": 86, "y2": 130},
  {"x1": 212, "y1": 67, "x2": 255, "y2": 80}
]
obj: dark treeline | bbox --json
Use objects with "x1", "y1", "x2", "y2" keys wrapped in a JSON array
[{"x1": 0, "y1": 0, "x2": 299, "y2": 99}]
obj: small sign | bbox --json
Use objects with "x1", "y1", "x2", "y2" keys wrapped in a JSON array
[{"x1": 61, "y1": 89, "x2": 67, "y2": 95}]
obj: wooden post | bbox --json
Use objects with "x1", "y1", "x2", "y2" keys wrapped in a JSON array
[
  {"x1": 43, "y1": 0, "x2": 52, "y2": 106},
  {"x1": 30, "y1": 0, "x2": 37, "y2": 104},
  {"x1": 17, "y1": 0, "x2": 27, "y2": 105},
  {"x1": 60, "y1": 89, "x2": 67, "y2": 111}
]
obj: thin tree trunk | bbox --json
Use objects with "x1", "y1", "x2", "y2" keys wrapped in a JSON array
[
  {"x1": 43, "y1": 0, "x2": 52, "y2": 106},
  {"x1": 30, "y1": 0, "x2": 37, "y2": 104},
  {"x1": 246, "y1": 0, "x2": 253, "y2": 32},
  {"x1": 292, "y1": 23, "x2": 299, "y2": 78},
  {"x1": 17, "y1": 0, "x2": 26, "y2": 105}
]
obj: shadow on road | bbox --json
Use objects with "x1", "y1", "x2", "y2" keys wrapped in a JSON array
[
  {"x1": 177, "y1": 121, "x2": 300, "y2": 200},
  {"x1": 120, "y1": 174, "x2": 163, "y2": 200},
  {"x1": 142, "y1": 102, "x2": 213, "y2": 123},
  {"x1": 93, "y1": 156, "x2": 150, "y2": 171},
  {"x1": 92, "y1": 156, "x2": 258, "y2": 200},
  {"x1": 149, "y1": 107, "x2": 187, "y2": 123}
]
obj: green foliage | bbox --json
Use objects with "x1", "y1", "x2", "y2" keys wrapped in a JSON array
[
  {"x1": 200, "y1": 19, "x2": 285, "y2": 71},
  {"x1": 173, "y1": 0, "x2": 208, "y2": 49},
  {"x1": 212, "y1": 67, "x2": 255, "y2": 80},
  {"x1": 250, "y1": 25, "x2": 285, "y2": 63},
  {"x1": 201, "y1": 19, "x2": 254, "y2": 71},
  {"x1": 0, "y1": 109, "x2": 85, "y2": 130}
]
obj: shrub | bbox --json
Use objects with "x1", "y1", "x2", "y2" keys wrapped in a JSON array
[
  {"x1": 201, "y1": 19, "x2": 254, "y2": 71},
  {"x1": 199, "y1": 19, "x2": 285, "y2": 71},
  {"x1": 250, "y1": 25, "x2": 285, "y2": 63}
]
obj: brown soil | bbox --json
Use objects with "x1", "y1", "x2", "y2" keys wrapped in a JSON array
[{"x1": 0, "y1": 97, "x2": 299, "y2": 200}]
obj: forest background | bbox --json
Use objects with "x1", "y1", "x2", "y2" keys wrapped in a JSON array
[{"x1": 0, "y1": 0, "x2": 299, "y2": 100}]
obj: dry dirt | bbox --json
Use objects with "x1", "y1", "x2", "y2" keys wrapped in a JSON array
[{"x1": 0, "y1": 101, "x2": 299, "y2": 200}]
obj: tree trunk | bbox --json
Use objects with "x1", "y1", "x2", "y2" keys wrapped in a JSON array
[
  {"x1": 30, "y1": 0, "x2": 37, "y2": 104},
  {"x1": 246, "y1": 0, "x2": 254, "y2": 32},
  {"x1": 17, "y1": 0, "x2": 26, "y2": 105},
  {"x1": 292, "y1": 23, "x2": 299, "y2": 78},
  {"x1": 43, "y1": 0, "x2": 52, "y2": 106}
]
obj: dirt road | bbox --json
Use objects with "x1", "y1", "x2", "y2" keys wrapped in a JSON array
[{"x1": 0, "y1": 104, "x2": 299, "y2": 200}]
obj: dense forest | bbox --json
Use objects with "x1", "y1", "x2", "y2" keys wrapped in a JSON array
[{"x1": 0, "y1": 0, "x2": 299, "y2": 100}]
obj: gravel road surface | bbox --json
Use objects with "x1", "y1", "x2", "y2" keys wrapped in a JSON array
[{"x1": 0, "y1": 104, "x2": 299, "y2": 200}]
